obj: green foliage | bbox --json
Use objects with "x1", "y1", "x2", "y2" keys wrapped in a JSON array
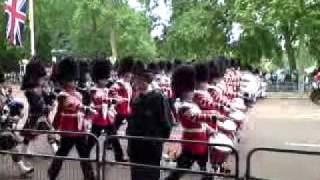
[{"x1": 0, "y1": 0, "x2": 319, "y2": 71}]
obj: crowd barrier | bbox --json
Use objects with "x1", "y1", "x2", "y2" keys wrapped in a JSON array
[
  {"x1": 245, "y1": 147, "x2": 320, "y2": 180},
  {"x1": 0, "y1": 129, "x2": 100, "y2": 180},
  {"x1": 102, "y1": 135, "x2": 240, "y2": 180},
  {"x1": 1, "y1": 130, "x2": 320, "y2": 180}
]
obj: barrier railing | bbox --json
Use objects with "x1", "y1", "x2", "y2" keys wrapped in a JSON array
[
  {"x1": 102, "y1": 135, "x2": 240, "y2": 180},
  {"x1": 0, "y1": 129, "x2": 100, "y2": 180},
  {"x1": 245, "y1": 147, "x2": 320, "y2": 180}
]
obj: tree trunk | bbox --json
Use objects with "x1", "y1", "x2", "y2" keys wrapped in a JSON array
[
  {"x1": 284, "y1": 37, "x2": 296, "y2": 72},
  {"x1": 110, "y1": 27, "x2": 118, "y2": 60}
]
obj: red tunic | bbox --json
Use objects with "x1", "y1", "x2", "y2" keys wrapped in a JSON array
[
  {"x1": 109, "y1": 79, "x2": 132, "y2": 118},
  {"x1": 175, "y1": 100, "x2": 214, "y2": 155},
  {"x1": 91, "y1": 87, "x2": 116, "y2": 127},
  {"x1": 55, "y1": 90, "x2": 84, "y2": 137}
]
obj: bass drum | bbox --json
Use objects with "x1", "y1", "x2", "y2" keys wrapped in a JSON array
[
  {"x1": 218, "y1": 120, "x2": 237, "y2": 134},
  {"x1": 210, "y1": 132, "x2": 234, "y2": 152},
  {"x1": 0, "y1": 131, "x2": 18, "y2": 150},
  {"x1": 209, "y1": 133, "x2": 234, "y2": 164}
]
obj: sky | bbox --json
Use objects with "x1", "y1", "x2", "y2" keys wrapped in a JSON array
[{"x1": 128, "y1": 0, "x2": 242, "y2": 41}]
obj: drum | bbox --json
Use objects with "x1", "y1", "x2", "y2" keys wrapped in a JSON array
[
  {"x1": 229, "y1": 110, "x2": 246, "y2": 123},
  {"x1": 209, "y1": 132, "x2": 234, "y2": 152},
  {"x1": 209, "y1": 133, "x2": 234, "y2": 164},
  {"x1": 218, "y1": 120, "x2": 237, "y2": 133}
]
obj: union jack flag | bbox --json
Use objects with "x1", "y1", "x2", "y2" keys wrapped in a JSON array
[{"x1": 4, "y1": 0, "x2": 28, "y2": 46}]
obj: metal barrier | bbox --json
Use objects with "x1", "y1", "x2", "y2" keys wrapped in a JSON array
[
  {"x1": 245, "y1": 147, "x2": 320, "y2": 180},
  {"x1": 0, "y1": 129, "x2": 100, "y2": 180},
  {"x1": 102, "y1": 135, "x2": 240, "y2": 180}
]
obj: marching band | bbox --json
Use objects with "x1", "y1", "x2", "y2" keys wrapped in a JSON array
[{"x1": 0, "y1": 56, "x2": 266, "y2": 180}]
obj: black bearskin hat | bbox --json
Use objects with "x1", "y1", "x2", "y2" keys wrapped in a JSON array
[
  {"x1": 171, "y1": 65, "x2": 196, "y2": 98},
  {"x1": 91, "y1": 58, "x2": 112, "y2": 82},
  {"x1": 230, "y1": 58, "x2": 240, "y2": 68},
  {"x1": 0, "y1": 66, "x2": 5, "y2": 84},
  {"x1": 194, "y1": 63, "x2": 209, "y2": 83},
  {"x1": 21, "y1": 60, "x2": 46, "y2": 90},
  {"x1": 208, "y1": 60, "x2": 220, "y2": 80},
  {"x1": 173, "y1": 59, "x2": 182, "y2": 69},
  {"x1": 79, "y1": 60, "x2": 90, "y2": 83},
  {"x1": 147, "y1": 62, "x2": 160, "y2": 74},
  {"x1": 132, "y1": 60, "x2": 146, "y2": 75},
  {"x1": 118, "y1": 56, "x2": 134, "y2": 76},
  {"x1": 216, "y1": 57, "x2": 227, "y2": 77},
  {"x1": 158, "y1": 61, "x2": 166, "y2": 71},
  {"x1": 57, "y1": 57, "x2": 79, "y2": 83},
  {"x1": 0, "y1": 72, "x2": 4, "y2": 84},
  {"x1": 166, "y1": 61, "x2": 173, "y2": 73}
]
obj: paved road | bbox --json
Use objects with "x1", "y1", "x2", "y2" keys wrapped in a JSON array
[
  {"x1": 2, "y1": 86, "x2": 320, "y2": 180},
  {"x1": 238, "y1": 99, "x2": 320, "y2": 180}
]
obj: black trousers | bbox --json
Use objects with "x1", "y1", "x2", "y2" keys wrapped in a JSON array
[
  {"x1": 114, "y1": 114, "x2": 126, "y2": 131},
  {"x1": 87, "y1": 124, "x2": 124, "y2": 161},
  {"x1": 48, "y1": 136, "x2": 95, "y2": 180},
  {"x1": 129, "y1": 140, "x2": 163, "y2": 180},
  {"x1": 165, "y1": 150, "x2": 211, "y2": 180}
]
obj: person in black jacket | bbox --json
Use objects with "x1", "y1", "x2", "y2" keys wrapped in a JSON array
[
  {"x1": 127, "y1": 68, "x2": 173, "y2": 180},
  {"x1": 21, "y1": 59, "x2": 59, "y2": 154}
]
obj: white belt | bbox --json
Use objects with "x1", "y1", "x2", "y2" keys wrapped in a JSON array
[
  {"x1": 61, "y1": 113, "x2": 78, "y2": 117},
  {"x1": 183, "y1": 128, "x2": 204, "y2": 133}
]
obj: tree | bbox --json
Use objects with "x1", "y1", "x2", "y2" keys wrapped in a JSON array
[
  {"x1": 233, "y1": 0, "x2": 320, "y2": 71},
  {"x1": 159, "y1": 0, "x2": 233, "y2": 60}
]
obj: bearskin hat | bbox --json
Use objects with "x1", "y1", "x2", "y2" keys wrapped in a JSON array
[
  {"x1": 118, "y1": 56, "x2": 134, "y2": 76},
  {"x1": 147, "y1": 62, "x2": 160, "y2": 74},
  {"x1": 91, "y1": 58, "x2": 112, "y2": 82},
  {"x1": 171, "y1": 65, "x2": 196, "y2": 98},
  {"x1": 0, "y1": 66, "x2": 4, "y2": 84},
  {"x1": 132, "y1": 60, "x2": 146, "y2": 75},
  {"x1": 208, "y1": 60, "x2": 220, "y2": 80},
  {"x1": 173, "y1": 59, "x2": 182, "y2": 69},
  {"x1": 158, "y1": 61, "x2": 166, "y2": 71},
  {"x1": 0, "y1": 72, "x2": 4, "y2": 84},
  {"x1": 78, "y1": 60, "x2": 91, "y2": 83},
  {"x1": 57, "y1": 57, "x2": 79, "y2": 83},
  {"x1": 194, "y1": 63, "x2": 209, "y2": 83},
  {"x1": 230, "y1": 58, "x2": 240, "y2": 68},
  {"x1": 21, "y1": 60, "x2": 46, "y2": 90},
  {"x1": 166, "y1": 61, "x2": 173, "y2": 73},
  {"x1": 216, "y1": 57, "x2": 228, "y2": 77}
]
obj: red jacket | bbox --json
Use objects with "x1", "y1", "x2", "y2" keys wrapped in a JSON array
[
  {"x1": 175, "y1": 100, "x2": 214, "y2": 155},
  {"x1": 91, "y1": 87, "x2": 116, "y2": 127},
  {"x1": 109, "y1": 79, "x2": 132, "y2": 118},
  {"x1": 54, "y1": 90, "x2": 84, "y2": 137}
]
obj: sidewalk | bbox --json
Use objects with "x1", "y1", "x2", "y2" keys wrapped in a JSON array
[{"x1": 267, "y1": 92, "x2": 309, "y2": 99}]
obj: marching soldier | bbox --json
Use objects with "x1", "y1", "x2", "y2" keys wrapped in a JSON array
[
  {"x1": 109, "y1": 57, "x2": 134, "y2": 131},
  {"x1": 87, "y1": 58, "x2": 126, "y2": 162},
  {"x1": 165, "y1": 65, "x2": 216, "y2": 180},
  {"x1": 48, "y1": 57, "x2": 95, "y2": 180}
]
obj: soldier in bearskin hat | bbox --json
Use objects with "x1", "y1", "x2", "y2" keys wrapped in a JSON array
[
  {"x1": 48, "y1": 57, "x2": 95, "y2": 180},
  {"x1": 21, "y1": 58, "x2": 59, "y2": 154},
  {"x1": 109, "y1": 56, "x2": 135, "y2": 131},
  {"x1": 87, "y1": 58, "x2": 127, "y2": 162},
  {"x1": 165, "y1": 65, "x2": 216, "y2": 180}
]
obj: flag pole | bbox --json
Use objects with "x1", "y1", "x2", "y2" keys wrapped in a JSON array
[{"x1": 29, "y1": 0, "x2": 35, "y2": 56}]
